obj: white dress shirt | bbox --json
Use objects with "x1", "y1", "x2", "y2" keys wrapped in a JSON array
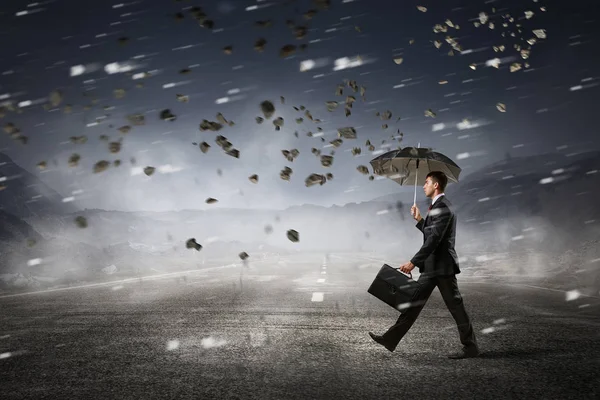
[{"x1": 431, "y1": 193, "x2": 445, "y2": 207}]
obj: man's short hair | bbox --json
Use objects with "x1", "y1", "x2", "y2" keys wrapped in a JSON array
[{"x1": 426, "y1": 171, "x2": 448, "y2": 192}]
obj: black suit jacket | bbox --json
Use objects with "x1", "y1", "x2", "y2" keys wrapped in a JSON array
[{"x1": 410, "y1": 195, "x2": 461, "y2": 277}]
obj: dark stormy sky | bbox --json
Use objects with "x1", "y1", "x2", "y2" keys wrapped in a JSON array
[{"x1": 0, "y1": 0, "x2": 598, "y2": 211}]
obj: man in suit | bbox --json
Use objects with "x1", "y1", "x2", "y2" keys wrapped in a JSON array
[{"x1": 369, "y1": 171, "x2": 480, "y2": 359}]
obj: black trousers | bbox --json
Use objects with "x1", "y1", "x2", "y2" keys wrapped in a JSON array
[{"x1": 381, "y1": 273, "x2": 478, "y2": 351}]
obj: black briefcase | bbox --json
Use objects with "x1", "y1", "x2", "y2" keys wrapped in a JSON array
[{"x1": 367, "y1": 264, "x2": 421, "y2": 311}]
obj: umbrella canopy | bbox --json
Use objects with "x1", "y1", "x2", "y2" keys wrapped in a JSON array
[{"x1": 370, "y1": 145, "x2": 462, "y2": 205}]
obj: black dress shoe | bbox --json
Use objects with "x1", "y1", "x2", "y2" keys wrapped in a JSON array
[
  {"x1": 447, "y1": 347, "x2": 480, "y2": 359},
  {"x1": 368, "y1": 332, "x2": 395, "y2": 352}
]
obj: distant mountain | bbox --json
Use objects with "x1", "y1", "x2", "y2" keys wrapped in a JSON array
[
  {"x1": 0, "y1": 209, "x2": 43, "y2": 243},
  {"x1": 0, "y1": 152, "x2": 79, "y2": 218},
  {"x1": 0, "y1": 209, "x2": 45, "y2": 275}
]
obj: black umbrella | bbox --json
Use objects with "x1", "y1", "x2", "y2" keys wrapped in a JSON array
[{"x1": 370, "y1": 142, "x2": 462, "y2": 205}]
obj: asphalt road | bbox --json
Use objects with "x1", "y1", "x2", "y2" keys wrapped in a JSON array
[{"x1": 1, "y1": 252, "x2": 599, "y2": 400}]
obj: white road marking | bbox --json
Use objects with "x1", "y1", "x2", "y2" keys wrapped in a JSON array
[
  {"x1": 311, "y1": 292, "x2": 324, "y2": 302},
  {"x1": 0, "y1": 258, "x2": 280, "y2": 299}
]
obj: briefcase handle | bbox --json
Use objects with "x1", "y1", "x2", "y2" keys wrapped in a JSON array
[{"x1": 393, "y1": 267, "x2": 412, "y2": 279}]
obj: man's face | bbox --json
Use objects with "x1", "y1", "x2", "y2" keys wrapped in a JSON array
[{"x1": 423, "y1": 178, "x2": 437, "y2": 198}]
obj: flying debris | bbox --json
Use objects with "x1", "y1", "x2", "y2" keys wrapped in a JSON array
[
  {"x1": 510, "y1": 63, "x2": 522, "y2": 72},
  {"x1": 199, "y1": 142, "x2": 211, "y2": 153},
  {"x1": 496, "y1": 103, "x2": 507, "y2": 112},
  {"x1": 143, "y1": 166, "x2": 156, "y2": 176},
  {"x1": 200, "y1": 119, "x2": 223, "y2": 131},
  {"x1": 282, "y1": 149, "x2": 300, "y2": 162},
  {"x1": 186, "y1": 238, "x2": 202, "y2": 251},
  {"x1": 49, "y1": 90, "x2": 63, "y2": 107},
  {"x1": 303, "y1": 10, "x2": 317, "y2": 20},
  {"x1": 255, "y1": 20, "x2": 273, "y2": 28},
  {"x1": 379, "y1": 110, "x2": 392, "y2": 120},
  {"x1": 226, "y1": 148, "x2": 240, "y2": 158},
  {"x1": 294, "y1": 26, "x2": 307, "y2": 40},
  {"x1": 425, "y1": 109, "x2": 437, "y2": 118},
  {"x1": 324, "y1": 101, "x2": 338, "y2": 112},
  {"x1": 223, "y1": 46, "x2": 233, "y2": 55},
  {"x1": 239, "y1": 252, "x2": 249, "y2": 261},
  {"x1": 127, "y1": 114, "x2": 145, "y2": 125},
  {"x1": 286, "y1": 229, "x2": 300, "y2": 242},
  {"x1": 206, "y1": 198, "x2": 218, "y2": 204},
  {"x1": 160, "y1": 109, "x2": 176, "y2": 121},
  {"x1": 249, "y1": 174, "x2": 259, "y2": 183},
  {"x1": 479, "y1": 12, "x2": 489, "y2": 25},
  {"x1": 37, "y1": 161, "x2": 47, "y2": 170},
  {"x1": 351, "y1": 147, "x2": 361, "y2": 155},
  {"x1": 254, "y1": 38, "x2": 267, "y2": 52},
  {"x1": 215, "y1": 135, "x2": 233, "y2": 151},
  {"x1": 70, "y1": 136, "x2": 88, "y2": 144},
  {"x1": 330, "y1": 139, "x2": 343, "y2": 147},
  {"x1": 216, "y1": 112, "x2": 231, "y2": 125},
  {"x1": 75, "y1": 216, "x2": 88, "y2": 228},
  {"x1": 118, "y1": 126, "x2": 131, "y2": 134},
  {"x1": 305, "y1": 173, "x2": 327, "y2": 187},
  {"x1": 338, "y1": 127, "x2": 357, "y2": 139},
  {"x1": 393, "y1": 57, "x2": 403, "y2": 65},
  {"x1": 346, "y1": 80, "x2": 358, "y2": 92},
  {"x1": 255, "y1": 116, "x2": 264, "y2": 124},
  {"x1": 176, "y1": 94, "x2": 189, "y2": 103},
  {"x1": 109, "y1": 141, "x2": 121, "y2": 153},
  {"x1": 533, "y1": 29, "x2": 546, "y2": 39},
  {"x1": 260, "y1": 101, "x2": 275, "y2": 119},
  {"x1": 434, "y1": 24, "x2": 448, "y2": 33},
  {"x1": 280, "y1": 166, "x2": 293, "y2": 181},
  {"x1": 417, "y1": 6, "x2": 427, "y2": 12},
  {"x1": 280, "y1": 45, "x2": 296, "y2": 58},
  {"x1": 320, "y1": 155, "x2": 334, "y2": 167},
  {"x1": 68, "y1": 154, "x2": 81, "y2": 167},
  {"x1": 357, "y1": 165, "x2": 369, "y2": 175},
  {"x1": 314, "y1": 0, "x2": 331, "y2": 10},
  {"x1": 93, "y1": 160, "x2": 110, "y2": 174},
  {"x1": 273, "y1": 117, "x2": 284, "y2": 131}
]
